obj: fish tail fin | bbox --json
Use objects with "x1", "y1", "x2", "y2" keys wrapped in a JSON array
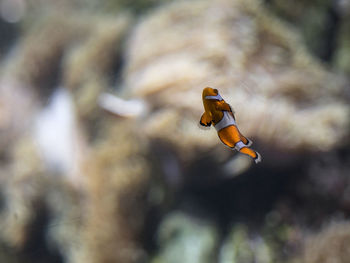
[
  {"x1": 237, "y1": 145, "x2": 262, "y2": 164},
  {"x1": 253, "y1": 151, "x2": 262, "y2": 163}
]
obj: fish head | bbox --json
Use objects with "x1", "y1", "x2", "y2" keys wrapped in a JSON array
[
  {"x1": 202, "y1": 87, "x2": 223, "y2": 101},
  {"x1": 202, "y1": 87, "x2": 218, "y2": 99}
]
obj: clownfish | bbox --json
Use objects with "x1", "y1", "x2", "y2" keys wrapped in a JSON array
[{"x1": 200, "y1": 87, "x2": 261, "y2": 163}]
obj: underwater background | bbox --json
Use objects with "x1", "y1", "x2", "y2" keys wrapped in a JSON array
[{"x1": 0, "y1": 0, "x2": 350, "y2": 262}]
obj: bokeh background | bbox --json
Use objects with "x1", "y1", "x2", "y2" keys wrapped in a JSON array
[{"x1": 0, "y1": 0, "x2": 350, "y2": 262}]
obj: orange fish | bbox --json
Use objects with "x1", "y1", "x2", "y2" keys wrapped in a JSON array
[{"x1": 200, "y1": 87, "x2": 261, "y2": 163}]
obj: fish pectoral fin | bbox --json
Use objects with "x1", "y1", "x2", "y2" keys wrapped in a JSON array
[{"x1": 199, "y1": 112, "x2": 212, "y2": 127}]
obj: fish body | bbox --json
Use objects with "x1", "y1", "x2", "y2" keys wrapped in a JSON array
[{"x1": 200, "y1": 87, "x2": 261, "y2": 163}]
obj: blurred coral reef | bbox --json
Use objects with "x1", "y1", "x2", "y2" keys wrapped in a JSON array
[
  {"x1": 124, "y1": 0, "x2": 349, "y2": 157},
  {"x1": 152, "y1": 211, "x2": 218, "y2": 263},
  {"x1": 267, "y1": 0, "x2": 350, "y2": 75},
  {"x1": 0, "y1": 0, "x2": 349, "y2": 263},
  {"x1": 301, "y1": 221, "x2": 350, "y2": 263}
]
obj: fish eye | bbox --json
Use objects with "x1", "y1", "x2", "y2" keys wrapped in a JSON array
[{"x1": 214, "y1": 89, "x2": 218, "y2": 94}]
